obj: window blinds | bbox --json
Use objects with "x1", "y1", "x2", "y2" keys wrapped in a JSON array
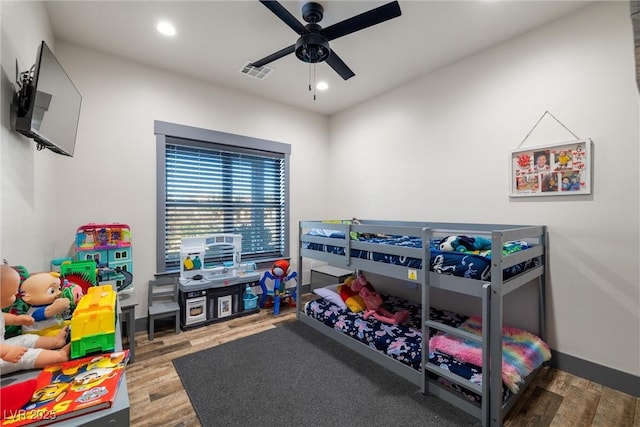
[{"x1": 163, "y1": 142, "x2": 285, "y2": 270}]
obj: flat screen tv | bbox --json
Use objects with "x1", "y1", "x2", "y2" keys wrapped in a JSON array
[{"x1": 14, "y1": 41, "x2": 82, "y2": 157}]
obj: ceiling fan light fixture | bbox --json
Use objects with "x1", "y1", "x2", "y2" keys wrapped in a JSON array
[
  {"x1": 156, "y1": 21, "x2": 176, "y2": 37},
  {"x1": 295, "y1": 33, "x2": 330, "y2": 63}
]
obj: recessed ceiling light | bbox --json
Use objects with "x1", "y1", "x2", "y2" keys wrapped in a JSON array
[
  {"x1": 316, "y1": 81, "x2": 329, "y2": 91},
  {"x1": 157, "y1": 21, "x2": 176, "y2": 37}
]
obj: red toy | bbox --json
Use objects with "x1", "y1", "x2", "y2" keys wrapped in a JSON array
[{"x1": 349, "y1": 275, "x2": 409, "y2": 325}]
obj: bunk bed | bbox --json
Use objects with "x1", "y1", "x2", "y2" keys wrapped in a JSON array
[{"x1": 296, "y1": 220, "x2": 548, "y2": 427}]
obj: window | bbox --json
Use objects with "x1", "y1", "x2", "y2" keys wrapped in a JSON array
[{"x1": 155, "y1": 121, "x2": 290, "y2": 273}]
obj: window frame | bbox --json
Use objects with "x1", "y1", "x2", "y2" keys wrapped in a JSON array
[{"x1": 155, "y1": 120, "x2": 291, "y2": 274}]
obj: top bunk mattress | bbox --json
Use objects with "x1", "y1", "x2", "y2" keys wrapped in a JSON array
[{"x1": 304, "y1": 233, "x2": 537, "y2": 281}]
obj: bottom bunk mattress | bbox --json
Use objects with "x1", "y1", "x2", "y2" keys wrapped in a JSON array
[{"x1": 303, "y1": 294, "x2": 550, "y2": 403}]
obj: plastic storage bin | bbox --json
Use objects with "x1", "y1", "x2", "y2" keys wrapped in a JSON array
[
  {"x1": 243, "y1": 285, "x2": 258, "y2": 310},
  {"x1": 243, "y1": 294, "x2": 258, "y2": 310}
]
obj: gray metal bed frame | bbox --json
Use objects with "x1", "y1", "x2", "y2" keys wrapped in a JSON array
[{"x1": 296, "y1": 219, "x2": 547, "y2": 427}]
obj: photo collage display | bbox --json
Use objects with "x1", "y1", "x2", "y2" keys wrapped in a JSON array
[{"x1": 511, "y1": 141, "x2": 590, "y2": 196}]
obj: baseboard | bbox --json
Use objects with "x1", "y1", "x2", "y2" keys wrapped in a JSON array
[{"x1": 550, "y1": 350, "x2": 640, "y2": 397}]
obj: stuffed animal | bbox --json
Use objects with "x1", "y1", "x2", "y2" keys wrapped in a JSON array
[
  {"x1": 59, "y1": 280, "x2": 84, "y2": 321},
  {"x1": 19, "y1": 272, "x2": 70, "y2": 337},
  {"x1": 349, "y1": 275, "x2": 408, "y2": 325},
  {"x1": 438, "y1": 235, "x2": 492, "y2": 252}
]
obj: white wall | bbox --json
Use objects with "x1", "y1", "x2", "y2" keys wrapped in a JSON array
[
  {"x1": 1, "y1": 1, "x2": 58, "y2": 268},
  {"x1": 328, "y1": 2, "x2": 639, "y2": 376},
  {"x1": 1, "y1": 2, "x2": 330, "y2": 318}
]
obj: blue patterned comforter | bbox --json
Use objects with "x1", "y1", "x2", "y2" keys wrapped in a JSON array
[
  {"x1": 304, "y1": 295, "x2": 510, "y2": 403},
  {"x1": 304, "y1": 234, "x2": 536, "y2": 281}
]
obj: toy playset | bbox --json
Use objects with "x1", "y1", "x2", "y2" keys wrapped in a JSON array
[
  {"x1": 179, "y1": 234, "x2": 242, "y2": 284},
  {"x1": 177, "y1": 234, "x2": 262, "y2": 330},
  {"x1": 74, "y1": 223, "x2": 133, "y2": 293}
]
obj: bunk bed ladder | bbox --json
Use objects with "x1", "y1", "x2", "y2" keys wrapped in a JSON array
[
  {"x1": 421, "y1": 227, "x2": 431, "y2": 395},
  {"x1": 481, "y1": 282, "x2": 491, "y2": 427},
  {"x1": 297, "y1": 222, "x2": 304, "y2": 322},
  {"x1": 539, "y1": 227, "x2": 548, "y2": 343}
]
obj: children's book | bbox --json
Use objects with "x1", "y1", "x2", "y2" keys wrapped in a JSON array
[{"x1": 1, "y1": 350, "x2": 129, "y2": 426}]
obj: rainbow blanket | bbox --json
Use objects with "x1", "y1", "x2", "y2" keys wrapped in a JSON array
[{"x1": 429, "y1": 316, "x2": 551, "y2": 393}]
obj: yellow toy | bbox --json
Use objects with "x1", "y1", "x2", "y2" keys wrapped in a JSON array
[
  {"x1": 70, "y1": 286, "x2": 116, "y2": 359},
  {"x1": 20, "y1": 272, "x2": 70, "y2": 337}
]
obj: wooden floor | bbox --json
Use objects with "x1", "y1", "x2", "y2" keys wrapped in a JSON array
[{"x1": 126, "y1": 306, "x2": 640, "y2": 427}]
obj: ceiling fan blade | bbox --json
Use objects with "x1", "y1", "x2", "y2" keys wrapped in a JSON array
[
  {"x1": 259, "y1": 1, "x2": 307, "y2": 35},
  {"x1": 325, "y1": 50, "x2": 355, "y2": 80},
  {"x1": 250, "y1": 44, "x2": 295, "y2": 67},
  {"x1": 322, "y1": 1, "x2": 402, "y2": 41}
]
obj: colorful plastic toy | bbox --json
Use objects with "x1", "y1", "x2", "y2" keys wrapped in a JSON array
[
  {"x1": 70, "y1": 285, "x2": 116, "y2": 359},
  {"x1": 75, "y1": 223, "x2": 133, "y2": 292},
  {"x1": 60, "y1": 260, "x2": 97, "y2": 294},
  {"x1": 259, "y1": 260, "x2": 297, "y2": 315}
]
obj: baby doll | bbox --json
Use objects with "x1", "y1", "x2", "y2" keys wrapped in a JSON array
[
  {"x1": 19, "y1": 271, "x2": 70, "y2": 336},
  {"x1": 350, "y1": 275, "x2": 409, "y2": 325},
  {"x1": 1, "y1": 265, "x2": 70, "y2": 375}
]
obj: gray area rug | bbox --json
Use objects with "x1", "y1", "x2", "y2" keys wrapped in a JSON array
[{"x1": 173, "y1": 321, "x2": 481, "y2": 427}]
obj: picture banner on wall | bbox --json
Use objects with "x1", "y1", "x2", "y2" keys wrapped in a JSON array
[{"x1": 510, "y1": 139, "x2": 591, "y2": 197}]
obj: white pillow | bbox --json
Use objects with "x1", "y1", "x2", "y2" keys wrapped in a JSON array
[{"x1": 313, "y1": 285, "x2": 347, "y2": 310}]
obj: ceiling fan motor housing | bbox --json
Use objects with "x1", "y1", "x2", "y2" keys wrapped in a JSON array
[
  {"x1": 302, "y1": 2, "x2": 324, "y2": 23},
  {"x1": 295, "y1": 26, "x2": 330, "y2": 63}
]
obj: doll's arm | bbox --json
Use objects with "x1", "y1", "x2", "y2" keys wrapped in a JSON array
[
  {"x1": 3, "y1": 312, "x2": 35, "y2": 326},
  {"x1": 42, "y1": 299, "x2": 70, "y2": 318}
]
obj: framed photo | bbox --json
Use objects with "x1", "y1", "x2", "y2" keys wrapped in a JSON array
[
  {"x1": 218, "y1": 295, "x2": 232, "y2": 318},
  {"x1": 510, "y1": 139, "x2": 591, "y2": 197}
]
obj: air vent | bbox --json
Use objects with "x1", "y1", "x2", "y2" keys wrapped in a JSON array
[{"x1": 240, "y1": 62, "x2": 273, "y2": 80}]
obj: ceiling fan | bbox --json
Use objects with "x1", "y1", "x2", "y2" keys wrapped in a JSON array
[{"x1": 250, "y1": 1, "x2": 402, "y2": 80}]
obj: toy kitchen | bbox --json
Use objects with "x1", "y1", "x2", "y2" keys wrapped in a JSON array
[{"x1": 178, "y1": 234, "x2": 260, "y2": 330}]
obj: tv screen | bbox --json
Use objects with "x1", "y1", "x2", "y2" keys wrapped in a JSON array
[{"x1": 15, "y1": 41, "x2": 82, "y2": 157}]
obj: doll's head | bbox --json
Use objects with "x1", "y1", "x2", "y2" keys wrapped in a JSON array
[
  {"x1": 61, "y1": 281, "x2": 84, "y2": 310},
  {"x1": 0, "y1": 265, "x2": 21, "y2": 308},
  {"x1": 20, "y1": 272, "x2": 63, "y2": 306},
  {"x1": 271, "y1": 259, "x2": 290, "y2": 278}
]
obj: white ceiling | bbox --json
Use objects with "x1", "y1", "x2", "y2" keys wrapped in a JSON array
[{"x1": 45, "y1": 1, "x2": 595, "y2": 116}]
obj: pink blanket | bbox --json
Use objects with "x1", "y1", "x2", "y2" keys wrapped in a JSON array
[{"x1": 429, "y1": 316, "x2": 551, "y2": 393}]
